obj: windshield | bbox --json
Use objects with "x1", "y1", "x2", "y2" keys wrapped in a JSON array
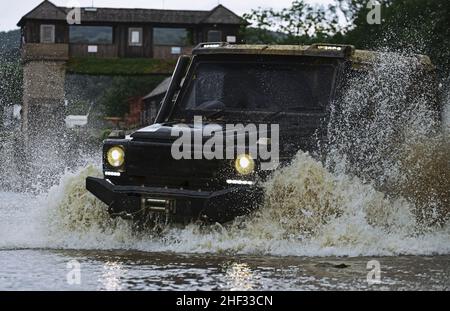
[{"x1": 171, "y1": 56, "x2": 338, "y2": 121}]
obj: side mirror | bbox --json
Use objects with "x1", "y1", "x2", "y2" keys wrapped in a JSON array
[{"x1": 155, "y1": 56, "x2": 191, "y2": 123}]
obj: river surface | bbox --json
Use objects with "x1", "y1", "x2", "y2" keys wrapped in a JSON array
[{"x1": 0, "y1": 249, "x2": 449, "y2": 291}]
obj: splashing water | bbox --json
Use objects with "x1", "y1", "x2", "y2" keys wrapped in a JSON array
[
  {"x1": 3, "y1": 151, "x2": 448, "y2": 257},
  {"x1": 1, "y1": 51, "x2": 449, "y2": 257},
  {"x1": 326, "y1": 51, "x2": 449, "y2": 227}
]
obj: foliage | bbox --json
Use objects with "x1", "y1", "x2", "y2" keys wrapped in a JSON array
[
  {"x1": 242, "y1": 0, "x2": 346, "y2": 44},
  {"x1": 99, "y1": 75, "x2": 166, "y2": 117},
  {"x1": 65, "y1": 74, "x2": 115, "y2": 118},
  {"x1": 0, "y1": 29, "x2": 22, "y2": 121},
  {"x1": 66, "y1": 57, "x2": 176, "y2": 76},
  {"x1": 0, "y1": 29, "x2": 20, "y2": 61},
  {"x1": 64, "y1": 58, "x2": 174, "y2": 119},
  {"x1": 343, "y1": 0, "x2": 450, "y2": 75},
  {"x1": 242, "y1": 0, "x2": 450, "y2": 75},
  {"x1": 100, "y1": 129, "x2": 113, "y2": 140}
]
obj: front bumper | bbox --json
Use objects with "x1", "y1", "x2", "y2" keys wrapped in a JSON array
[{"x1": 86, "y1": 177, "x2": 263, "y2": 223}]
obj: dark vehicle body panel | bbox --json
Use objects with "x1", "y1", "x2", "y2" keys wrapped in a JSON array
[{"x1": 86, "y1": 43, "x2": 436, "y2": 224}]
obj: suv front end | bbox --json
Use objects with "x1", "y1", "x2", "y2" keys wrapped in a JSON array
[{"x1": 87, "y1": 129, "x2": 265, "y2": 224}]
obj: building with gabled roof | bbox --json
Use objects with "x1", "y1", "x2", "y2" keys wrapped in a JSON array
[{"x1": 18, "y1": 0, "x2": 247, "y2": 60}]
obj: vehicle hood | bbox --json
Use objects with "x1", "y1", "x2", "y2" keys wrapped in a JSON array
[{"x1": 131, "y1": 123, "x2": 227, "y2": 141}]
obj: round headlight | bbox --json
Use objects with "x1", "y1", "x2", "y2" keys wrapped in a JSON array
[
  {"x1": 235, "y1": 154, "x2": 255, "y2": 175},
  {"x1": 106, "y1": 146, "x2": 125, "y2": 168}
]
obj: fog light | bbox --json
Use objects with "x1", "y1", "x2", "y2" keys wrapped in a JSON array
[
  {"x1": 105, "y1": 171, "x2": 121, "y2": 177},
  {"x1": 235, "y1": 154, "x2": 255, "y2": 175},
  {"x1": 106, "y1": 146, "x2": 125, "y2": 168},
  {"x1": 226, "y1": 179, "x2": 254, "y2": 185}
]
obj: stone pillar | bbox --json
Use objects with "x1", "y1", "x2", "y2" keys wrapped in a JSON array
[
  {"x1": 20, "y1": 43, "x2": 69, "y2": 188},
  {"x1": 22, "y1": 60, "x2": 67, "y2": 139}
]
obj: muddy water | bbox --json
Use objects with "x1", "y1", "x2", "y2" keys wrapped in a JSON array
[{"x1": 0, "y1": 155, "x2": 449, "y2": 291}]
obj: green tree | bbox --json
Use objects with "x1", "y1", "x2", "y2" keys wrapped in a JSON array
[
  {"x1": 343, "y1": 0, "x2": 450, "y2": 75},
  {"x1": 242, "y1": 0, "x2": 450, "y2": 76},
  {"x1": 0, "y1": 29, "x2": 22, "y2": 129},
  {"x1": 99, "y1": 75, "x2": 166, "y2": 117},
  {"x1": 242, "y1": 0, "x2": 345, "y2": 44}
]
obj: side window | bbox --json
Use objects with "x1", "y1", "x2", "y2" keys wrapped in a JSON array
[
  {"x1": 129, "y1": 28, "x2": 143, "y2": 46},
  {"x1": 40, "y1": 24, "x2": 55, "y2": 43},
  {"x1": 207, "y1": 30, "x2": 222, "y2": 42}
]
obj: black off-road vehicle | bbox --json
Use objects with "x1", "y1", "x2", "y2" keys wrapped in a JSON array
[{"x1": 86, "y1": 43, "x2": 435, "y2": 224}]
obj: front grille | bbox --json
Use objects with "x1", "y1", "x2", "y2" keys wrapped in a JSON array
[{"x1": 125, "y1": 141, "x2": 229, "y2": 190}]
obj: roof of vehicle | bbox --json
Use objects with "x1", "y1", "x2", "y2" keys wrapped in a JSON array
[{"x1": 192, "y1": 43, "x2": 434, "y2": 69}]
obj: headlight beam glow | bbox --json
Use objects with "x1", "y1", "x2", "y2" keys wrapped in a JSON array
[
  {"x1": 235, "y1": 154, "x2": 255, "y2": 175},
  {"x1": 106, "y1": 146, "x2": 125, "y2": 168}
]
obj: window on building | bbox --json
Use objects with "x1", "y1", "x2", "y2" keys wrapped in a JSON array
[
  {"x1": 40, "y1": 25, "x2": 55, "y2": 43},
  {"x1": 207, "y1": 30, "x2": 222, "y2": 42},
  {"x1": 129, "y1": 28, "x2": 143, "y2": 46},
  {"x1": 69, "y1": 26, "x2": 113, "y2": 44},
  {"x1": 153, "y1": 28, "x2": 189, "y2": 46}
]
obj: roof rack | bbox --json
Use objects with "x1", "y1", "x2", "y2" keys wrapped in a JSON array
[
  {"x1": 194, "y1": 42, "x2": 229, "y2": 50},
  {"x1": 193, "y1": 42, "x2": 355, "y2": 58},
  {"x1": 308, "y1": 43, "x2": 355, "y2": 57}
]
